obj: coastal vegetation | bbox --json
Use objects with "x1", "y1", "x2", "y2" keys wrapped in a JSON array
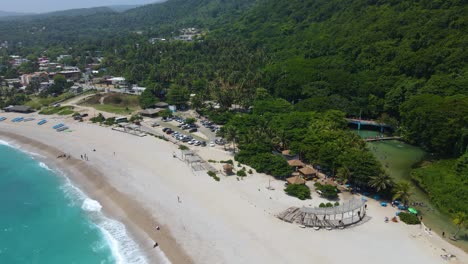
[
  {"x1": 38, "y1": 105, "x2": 74, "y2": 115},
  {"x1": 285, "y1": 184, "x2": 311, "y2": 200},
  {"x1": 80, "y1": 93, "x2": 140, "y2": 114},
  {"x1": 399, "y1": 212, "x2": 421, "y2": 225},
  {"x1": 314, "y1": 183, "x2": 338, "y2": 200},
  {"x1": 0, "y1": 0, "x2": 467, "y2": 238},
  {"x1": 411, "y1": 153, "x2": 468, "y2": 216}
]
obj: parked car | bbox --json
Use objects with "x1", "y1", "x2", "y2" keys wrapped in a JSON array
[
  {"x1": 162, "y1": 127, "x2": 170, "y2": 132},
  {"x1": 189, "y1": 128, "x2": 198, "y2": 133},
  {"x1": 210, "y1": 142, "x2": 216, "y2": 147},
  {"x1": 151, "y1": 122, "x2": 160, "y2": 127},
  {"x1": 200, "y1": 141, "x2": 207, "y2": 147}
]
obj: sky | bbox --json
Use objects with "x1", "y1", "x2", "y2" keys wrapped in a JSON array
[{"x1": 2, "y1": 0, "x2": 161, "y2": 13}]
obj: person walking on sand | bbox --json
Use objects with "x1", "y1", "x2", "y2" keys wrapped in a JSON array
[
  {"x1": 81, "y1": 155, "x2": 83, "y2": 160},
  {"x1": 177, "y1": 196, "x2": 181, "y2": 203},
  {"x1": 153, "y1": 242, "x2": 159, "y2": 248},
  {"x1": 156, "y1": 226, "x2": 160, "y2": 231}
]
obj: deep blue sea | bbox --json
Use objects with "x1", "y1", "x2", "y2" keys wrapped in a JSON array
[{"x1": 0, "y1": 140, "x2": 148, "y2": 264}]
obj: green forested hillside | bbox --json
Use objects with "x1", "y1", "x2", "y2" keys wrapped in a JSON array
[
  {"x1": 0, "y1": 0, "x2": 467, "y2": 157},
  {"x1": 0, "y1": 0, "x2": 254, "y2": 46},
  {"x1": 222, "y1": 0, "x2": 467, "y2": 116}
]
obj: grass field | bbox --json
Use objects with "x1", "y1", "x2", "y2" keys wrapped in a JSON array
[
  {"x1": 80, "y1": 93, "x2": 140, "y2": 115},
  {"x1": 39, "y1": 105, "x2": 75, "y2": 115},
  {"x1": 25, "y1": 92, "x2": 75, "y2": 109}
]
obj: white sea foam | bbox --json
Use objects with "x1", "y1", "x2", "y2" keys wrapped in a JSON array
[
  {"x1": 59, "y1": 174, "x2": 153, "y2": 264},
  {"x1": 97, "y1": 217, "x2": 149, "y2": 264},
  {"x1": 0, "y1": 139, "x2": 44, "y2": 157},
  {"x1": 0, "y1": 143, "x2": 158, "y2": 263},
  {"x1": 38, "y1": 162, "x2": 52, "y2": 171},
  {"x1": 0, "y1": 139, "x2": 13, "y2": 147},
  {"x1": 82, "y1": 198, "x2": 102, "y2": 212}
]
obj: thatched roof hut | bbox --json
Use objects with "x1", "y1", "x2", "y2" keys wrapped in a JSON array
[
  {"x1": 286, "y1": 175, "x2": 306, "y2": 185},
  {"x1": 287, "y1": 159, "x2": 305, "y2": 168},
  {"x1": 299, "y1": 166, "x2": 317, "y2": 178},
  {"x1": 223, "y1": 164, "x2": 234, "y2": 175}
]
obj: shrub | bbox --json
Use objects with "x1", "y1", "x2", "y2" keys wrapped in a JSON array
[
  {"x1": 248, "y1": 169, "x2": 253, "y2": 174},
  {"x1": 179, "y1": 145, "x2": 189, "y2": 150},
  {"x1": 334, "y1": 202, "x2": 340, "y2": 206},
  {"x1": 399, "y1": 212, "x2": 420, "y2": 225},
  {"x1": 90, "y1": 113, "x2": 106, "y2": 123},
  {"x1": 236, "y1": 152, "x2": 292, "y2": 178},
  {"x1": 208, "y1": 159, "x2": 217, "y2": 163},
  {"x1": 207, "y1": 171, "x2": 220, "y2": 181},
  {"x1": 315, "y1": 183, "x2": 339, "y2": 199},
  {"x1": 285, "y1": 184, "x2": 311, "y2": 200},
  {"x1": 103, "y1": 117, "x2": 115, "y2": 126},
  {"x1": 319, "y1": 203, "x2": 326, "y2": 208},
  {"x1": 185, "y1": 118, "x2": 196, "y2": 124},
  {"x1": 221, "y1": 159, "x2": 233, "y2": 164},
  {"x1": 236, "y1": 170, "x2": 247, "y2": 177},
  {"x1": 326, "y1": 202, "x2": 333, "y2": 207}
]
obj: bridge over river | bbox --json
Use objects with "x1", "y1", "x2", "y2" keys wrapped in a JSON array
[{"x1": 346, "y1": 118, "x2": 392, "y2": 133}]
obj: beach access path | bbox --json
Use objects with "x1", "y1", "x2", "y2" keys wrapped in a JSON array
[{"x1": 0, "y1": 112, "x2": 466, "y2": 264}]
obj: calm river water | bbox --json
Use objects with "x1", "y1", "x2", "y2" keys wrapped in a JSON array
[{"x1": 354, "y1": 130, "x2": 467, "y2": 251}]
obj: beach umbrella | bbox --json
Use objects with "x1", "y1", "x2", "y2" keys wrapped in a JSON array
[{"x1": 408, "y1": 207, "x2": 418, "y2": 214}]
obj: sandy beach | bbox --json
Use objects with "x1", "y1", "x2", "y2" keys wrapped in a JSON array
[{"x1": 1, "y1": 111, "x2": 467, "y2": 264}]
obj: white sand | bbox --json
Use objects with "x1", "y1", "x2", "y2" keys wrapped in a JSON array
[{"x1": 1, "y1": 112, "x2": 466, "y2": 264}]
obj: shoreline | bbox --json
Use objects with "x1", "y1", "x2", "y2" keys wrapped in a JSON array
[
  {"x1": 1, "y1": 112, "x2": 467, "y2": 264},
  {"x1": 0, "y1": 130, "x2": 192, "y2": 264}
]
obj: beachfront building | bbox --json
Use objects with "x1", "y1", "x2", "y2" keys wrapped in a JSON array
[
  {"x1": 3, "y1": 105, "x2": 34, "y2": 113},
  {"x1": 299, "y1": 166, "x2": 318, "y2": 180},
  {"x1": 278, "y1": 198, "x2": 367, "y2": 229},
  {"x1": 286, "y1": 175, "x2": 306, "y2": 185},
  {"x1": 139, "y1": 109, "x2": 163, "y2": 118},
  {"x1": 154, "y1": 102, "x2": 169, "y2": 108},
  {"x1": 287, "y1": 159, "x2": 305, "y2": 171}
]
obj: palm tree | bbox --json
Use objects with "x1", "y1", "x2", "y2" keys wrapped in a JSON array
[
  {"x1": 369, "y1": 173, "x2": 393, "y2": 192},
  {"x1": 452, "y1": 212, "x2": 467, "y2": 240},
  {"x1": 392, "y1": 181, "x2": 412, "y2": 206},
  {"x1": 225, "y1": 126, "x2": 239, "y2": 153},
  {"x1": 336, "y1": 167, "x2": 351, "y2": 184}
]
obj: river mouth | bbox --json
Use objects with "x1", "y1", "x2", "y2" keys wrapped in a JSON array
[{"x1": 353, "y1": 129, "x2": 468, "y2": 252}]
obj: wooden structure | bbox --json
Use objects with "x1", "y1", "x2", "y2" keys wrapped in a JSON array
[
  {"x1": 286, "y1": 175, "x2": 306, "y2": 185},
  {"x1": 298, "y1": 166, "x2": 317, "y2": 179},
  {"x1": 287, "y1": 159, "x2": 305, "y2": 169},
  {"x1": 277, "y1": 198, "x2": 367, "y2": 229},
  {"x1": 223, "y1": 164, "x2": 234, "y2": 175}
]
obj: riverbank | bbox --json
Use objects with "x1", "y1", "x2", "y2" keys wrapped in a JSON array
[
  {"x1": 357, "y1": 129, "x2": 468, "y2": 252},
  {"x1": 1, "y1": 113, "x2": 467, "y2": 264}
]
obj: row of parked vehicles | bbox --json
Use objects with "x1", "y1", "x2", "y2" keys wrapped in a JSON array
[
  {"x1": 201, "y1": 119, "x2": 219, "y2": 133},
  {"x1": 172, "y1": 130, "x2": 206, "y2": 146}
]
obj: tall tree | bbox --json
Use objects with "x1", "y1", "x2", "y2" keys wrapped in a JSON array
[{"x1": 393, "y1": 181, "x2": 412, "y2": 206}]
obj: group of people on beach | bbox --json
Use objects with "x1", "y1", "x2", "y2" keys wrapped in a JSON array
[
  {"x1": 57, "y1": 153, "x2": 71, "y2": 159},
  {"x1": 80, "y1": 154, "x2": 89, "y2": 161}
]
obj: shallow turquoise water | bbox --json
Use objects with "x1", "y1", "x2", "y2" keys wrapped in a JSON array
[{"x1": 0, "y1": 141, "x2": 150, "y2": 263}]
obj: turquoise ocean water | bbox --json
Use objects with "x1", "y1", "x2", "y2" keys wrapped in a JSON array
[{"x1": 0, "y1": 140, "x2": 149, "y2": 264}]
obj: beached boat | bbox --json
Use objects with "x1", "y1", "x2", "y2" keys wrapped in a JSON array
[
  {"x1": 53, "y1": 123, "x2": 65, "y2": 129},
  {"x1": 56, "y1": 126, "x2": 69, "y2": 132}
]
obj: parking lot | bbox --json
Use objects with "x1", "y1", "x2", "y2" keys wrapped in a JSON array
[{"x1": 142, "y1": 116, "x2": 224, "y2": 148}]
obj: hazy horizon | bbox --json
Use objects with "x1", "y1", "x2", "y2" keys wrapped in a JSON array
[{"x1": 1, "y1": 0, "x2": 162, "y2": 14}]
